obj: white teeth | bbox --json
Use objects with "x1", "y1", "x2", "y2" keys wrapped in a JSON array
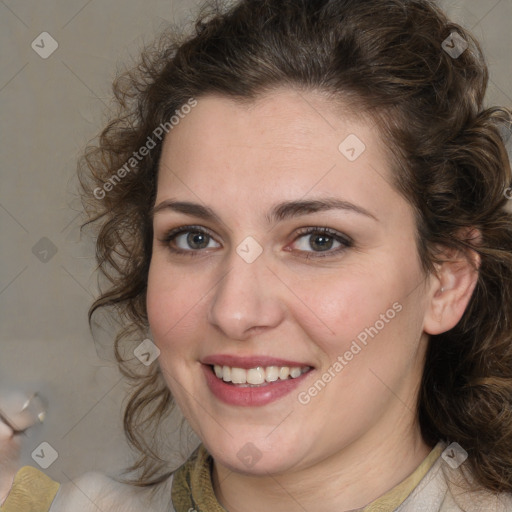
[
  {"x1": 279, "y1": 367, "x2": 290, "y2": 380},
  {"x1": 265, "y1": 366, "x2": 279, "y2": 382},
  {"x1": 212, "y1": 364, "x2": 310, "y2": 385},
  {"x1": 247, "y1": 367, "x2": 266, "y2": 385},
  {"x1": 290, "y1": 367, "x2": 302, "y2": 378},
  {"x1": 222, "y1": 365, "x2": 231, "y2": 382},
  {"x1": 231, "y1": 367, "x2": 247, "y2": 384}
]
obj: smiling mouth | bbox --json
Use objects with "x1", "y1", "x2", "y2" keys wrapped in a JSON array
[{"x1": 211, "y1": 364, "x2": 312, "y2": 387}]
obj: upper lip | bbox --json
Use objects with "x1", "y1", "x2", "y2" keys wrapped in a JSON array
[{"x1": 202, "y1": 355, "x2": 313, "y2": 369}]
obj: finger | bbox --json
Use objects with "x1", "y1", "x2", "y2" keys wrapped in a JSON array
[
  {"x1": 0, "y1": 391, "x2": 46, "y2": 433},
  {"x1": 0, "y1": 417, "x2": 14, "y2": 439}
]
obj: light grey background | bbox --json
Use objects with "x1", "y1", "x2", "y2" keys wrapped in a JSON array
[{"x1": 1, "y1": 0, "x2": 511, "y2": 483}]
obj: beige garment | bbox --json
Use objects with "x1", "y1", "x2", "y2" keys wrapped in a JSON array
[
  {"x1": 397, "y1": 451, "x2": 512, "y2": 512},
  {"x1": 2, "y1": 441, "x2": 512, "y2": 511}
]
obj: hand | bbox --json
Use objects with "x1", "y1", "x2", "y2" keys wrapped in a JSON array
[
  {"x1": 0, "y1": 416, "x2": 22, "y2": 505},
  {"x1": 0, "y1": 390, "x2": 46, "y2": 505}
]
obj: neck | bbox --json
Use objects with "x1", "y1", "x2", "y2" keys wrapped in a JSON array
[{"x1": 212, "y1": 417, "x2": 432, "y2": 512}]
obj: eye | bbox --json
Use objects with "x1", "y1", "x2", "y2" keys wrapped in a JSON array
[
  {"x1": 291, "y1": 227, "x2": 352, "y2": 258},
  {"x1": 159, "y1": 225, "x2": 353, "y2": 259},
  {"x1": 160, "y1": 225, "x2": 220, "y2": 256}
]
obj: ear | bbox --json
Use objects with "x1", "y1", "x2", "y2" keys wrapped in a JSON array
[{"x1": 423, "y1": 230, "x2": 481, "y2": 335}]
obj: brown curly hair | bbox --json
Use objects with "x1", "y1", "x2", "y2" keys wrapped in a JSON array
[{"x1": 79, "y1": 0, "x2": 512, "y2": 493}]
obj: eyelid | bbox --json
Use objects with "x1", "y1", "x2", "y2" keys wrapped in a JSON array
[
  {"x1": 159, "y1": 224, "x2": 216, "y2": 241},
  {"x1": 158, "y1": 225, "x2": 353, "y2": 258},
  {"x1": 293, "y1": 226, "x2": 352, "y2": 245},
  {"x1": 290, "y1": 226, "x2": 353, "y2": 258},
  {"x1": 159, "y1": 225, "x2": 220, "y2": 254}
]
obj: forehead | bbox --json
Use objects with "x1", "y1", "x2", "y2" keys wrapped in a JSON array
[
  {"x1": 155, "y1": 89, "x2": 401, "y2": 222},
  {"x1": 164, "y1": 89, "x2": 377, "y2": 150},
  {"x1": 161, "y1": 90, "x2": 388, "y2": 164}
]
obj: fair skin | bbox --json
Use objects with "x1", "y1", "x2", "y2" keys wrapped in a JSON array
[
  {"x1": 0, "y1": 395, "x2": 37, "y2": 504},
  {"x1": 0, "y1": 89, "x2": 479, "y2": 509},
  {"x1": 146, "y1": 88, "x2": 479, "y2": 512},
  {"x1": 0, "y1": 422, "x2": 19, "y2": 505}
]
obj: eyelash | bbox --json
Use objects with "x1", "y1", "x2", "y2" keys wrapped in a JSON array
[{"x1": 159, "y1": 225, "x2": 353, "y2": 259}]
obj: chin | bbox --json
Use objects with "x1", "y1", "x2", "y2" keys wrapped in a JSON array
[{"x1": 203, "y1": 431, "x2": 308, "y2": 476}]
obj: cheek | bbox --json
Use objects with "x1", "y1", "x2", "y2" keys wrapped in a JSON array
[
  {"x1": 298, "y1": 261, "x2": 423, "y2": 371},
  {"x1": 146, "y1": 255, "x2": 214, "y2": 363},
  {"x1": 146, "y1": 244, "x2": 423, "y2": 361},
  {"x1": 297, "y1": 269, "x2": 388, "y2": 343},
  {"x1": 146, "y1": 259, "x2": 188, "y2": 348},
  {"x1": 146, "y1": 261, "x2": 203, "y2": 407}
]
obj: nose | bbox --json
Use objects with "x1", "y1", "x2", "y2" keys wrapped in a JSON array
[{"x1": 207, "y1": 248, "x2": 286, "y2": 340}]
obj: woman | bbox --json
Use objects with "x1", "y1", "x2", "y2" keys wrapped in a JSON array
[{"x1": 2, "y1": 0, "x2": 512, "y2": 510}]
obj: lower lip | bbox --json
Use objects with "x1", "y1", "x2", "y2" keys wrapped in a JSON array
[{"x1": 202, "y1": 364, "x2": 312, "y2": 407}]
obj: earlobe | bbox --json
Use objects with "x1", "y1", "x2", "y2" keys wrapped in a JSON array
[{"x1": 423, "y1": 247, "x2": 480, "y2": 335}]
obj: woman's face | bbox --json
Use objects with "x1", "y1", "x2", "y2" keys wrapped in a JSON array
[{"x1": 147, "y1": 89, "x2": 432, "y2": 475}]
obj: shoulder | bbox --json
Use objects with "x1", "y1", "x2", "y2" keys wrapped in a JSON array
[
  {"x1": 440, "y1": 461, "x2": 512, "y2": 512},
  {"x1": 50, "y1": 470, "x2": 175, "y2": 512},
  {"x1": 398, "y1": 449, "x2": 512, "y2": 512},
  {"x1": 0, "y1": 466, "x2": 59, "y2": 512}
]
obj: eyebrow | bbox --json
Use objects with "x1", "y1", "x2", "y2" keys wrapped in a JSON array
[{"x1": 151, "y1": 197, "x2": 378, "y2": 224}]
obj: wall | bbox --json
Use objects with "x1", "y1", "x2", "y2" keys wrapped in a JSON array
[{"x1": 1, "y1": 0, "x2": 511, "y2": 483}]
